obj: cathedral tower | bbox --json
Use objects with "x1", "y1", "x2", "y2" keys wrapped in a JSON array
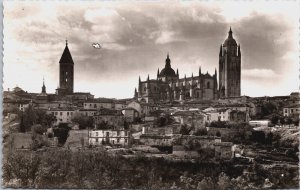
[
  {"x1": 56, "y1": 40, "x2": 74, "y2": 95},
  {"x1": 219, "y1": 27, "x2": 241, "y2": 98}
]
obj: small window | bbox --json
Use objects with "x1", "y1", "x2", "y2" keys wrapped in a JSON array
[
  {"x1": 117, "y1": 139, "x2": 120, "y2": 143},
  {"x1": 94, "y1": 104, "x2": 97, "y2": 108},
  {"x1": 207, "y1": 82, "x2": 210, "y2": 88},
  {"x1": 96, "y1": 138, "x2": 98, "y2": 142},
  {"x1": 96, "y1": 132, "x2": 98, "y2": 136},
  {"x1": 60, "y1": 112, "x2": 62, "y2": 116},
  {"x1": 67, "y1": 112, "x2": 69, "y2": 116},
  {"x1": 125, "y1": 139, "x2": 128, "y2": 143}
]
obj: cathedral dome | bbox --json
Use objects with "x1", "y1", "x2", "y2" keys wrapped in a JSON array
[
  {"x1": 159, "y1": 53, "x2": 177, "y2": 78},
  {"x1": 223, "y1": 27, "x2": 237, "y2": 47},
  {"x1": 159, "y1": 67, "x2": 176, "y2": 77}
]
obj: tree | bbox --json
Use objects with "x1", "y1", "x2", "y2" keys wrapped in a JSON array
[
  {"x1": 217, "y1": 172, "x2": 231, "y2": 190},
  {"x1": 71, "y1": 114, "x2": 94, "y2": 129},
  {"x1": 53, "y1": 123, "x2": 71, "y2": 145},
  {"x1": 194, "y1": 128, "x2": 208, "y2": 136},
  {"x1": 197, "y1": 177, "x2": 214, "y2": 190},
  {"x1": 179, "y1": 124, "x2": 191, "y2": 135},
  {"x1": 18, "y1": 105, "x2": 56, "y2": 132}
]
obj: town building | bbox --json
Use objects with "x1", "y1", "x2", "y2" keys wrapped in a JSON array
[
  {"x1": 283, "y1": 92, "x2": 300, "y2": 117},
  {"x1": 139, "y1": 134, "x2": 173, "y2": 147},
  {"x1": 122, "y1": 107, "x2": 139, "y2": 123},
  {"x1": 93, "y1": 108, "x2": 125, "y2": 129},
  {"x1": 205, "y1": 108, "x2": 232, "y2": 122},
  {"x1": 214, "y1": 142, "x2": 234, "y2": 160},
  {"x1": 89, "y1": 129, "x2": 130, "y2": 147},
  {"x1": 172, "y1": 110, "x2": 208, "y2": 127},
  {"x1": 47, "y1": 107, "x2": 77, "y2": 125},
  {"x1": 83, "y1": 98, "x2": 126, "y2": 110}
]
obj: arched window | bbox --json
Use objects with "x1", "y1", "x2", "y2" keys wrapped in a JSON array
[{"x1": 207, "y1": 82, "x2": 210, "y2": 89}]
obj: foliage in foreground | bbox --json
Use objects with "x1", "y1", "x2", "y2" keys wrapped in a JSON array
[{"x1": 3, "y1": 150, "x2": 298, "y2": 189}]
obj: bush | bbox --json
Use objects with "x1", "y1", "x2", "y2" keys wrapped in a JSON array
[{"x1": 194, "y1": 128, "x2": 208, "y2": 136}]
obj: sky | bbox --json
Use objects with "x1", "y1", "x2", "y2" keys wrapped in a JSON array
[{"x1": 3, "y1": 1, "x2": 299, "y2": 99}]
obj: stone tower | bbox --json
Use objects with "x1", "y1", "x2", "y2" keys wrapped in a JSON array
[
  {"x1": 56, "y1": 40, "x2": 74, "y2": 95},
  {"x1": 219, "y1": 27, "x2": 241, "y2": 98}
]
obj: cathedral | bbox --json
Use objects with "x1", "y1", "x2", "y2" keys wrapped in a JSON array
[{"x1": 135, "y1": 28, "x2": 241, "y2": 103}]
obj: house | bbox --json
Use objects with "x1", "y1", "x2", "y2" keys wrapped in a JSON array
[
  {"x1": 77, "y1": 109, "x2": 98, "y2": 117},
  {"x1": 283, "y1": 105, "x2": 299, "y2": 117},
  {"x1": 249, "y1": 120, "x2": 271, "y2": 127},
  {"x1": 89, "y1": 129, "x2": 130, "y2": 147},
  {"x1": 127, "y1": 100, "x2": 157, "y2": 117},
  {"x1": 230, "y1": 110, "x2": 250, "y2": 122},
  {"x1": 214, "y1": 142, "x2": 234, "y2": 160},
  {"x1": 172, "y1": 110, "x2": 208, "y2": 127},
  {"x1": 93, "y1": 108, "x2": 124, "y2": 129},
  {"x1": 47, "y1": 107, "x2": 77, "y2": 125},
  {"x1": 205, "y1": 108, "x2": 231, "y2": 122},
  {"x1": 122, "y1": 107, "x2": 139, "y2": 123},
  {"x1": 83, "y1": 98, "x2": 127, "y2": 110},
  {"x1": 139, "y1": 134, "x2": 173, "y2": 147},
  {"x1": 175, "y1": 135, "x2": 221, "y2": 149}
]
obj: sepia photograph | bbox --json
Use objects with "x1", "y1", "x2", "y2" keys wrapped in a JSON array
[{"x1": 2, "y1": 0, "x2": 299, "y2": 189}]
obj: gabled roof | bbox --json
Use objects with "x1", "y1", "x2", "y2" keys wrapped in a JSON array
[{"x1": 59, "y1": 43, "x2": 74, "y2": 64}]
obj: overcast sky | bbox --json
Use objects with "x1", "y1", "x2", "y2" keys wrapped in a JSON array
[{"x1": 3, "y1": 1, "x2": 299, "y2": 99}]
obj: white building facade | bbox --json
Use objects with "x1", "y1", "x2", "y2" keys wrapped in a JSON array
[{"x1": 89, "y1": 129, "x2": 130, "y2": 147}]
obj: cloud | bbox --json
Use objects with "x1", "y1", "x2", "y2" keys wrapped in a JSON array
[
  {"x1": 3, "y1": 1, "x2": 299, "y2": 98},
  {"x1": 242, "y1": 69, "x2": 279, "y2": 79}
]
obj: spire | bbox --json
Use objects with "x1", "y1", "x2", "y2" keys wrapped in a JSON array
[
  {"x1": 228, "y1": 26, "x2": 233, "y2": 38},
  {"x1": 134, "y1": 88, "x2": 138, "y2": 98},
  {"x1": 192, "y1": 73, "x2": 193, "y2": 78},
  {"x1": 219, "y1": 44, "x2": 222, "y2": 56},
  {"x1": 214, "y1": 68, "x2": 217, "y2": 79},
  {"x1": 165, "y1": 52, "x2": 171, "y2": 68},
  {"x1": 42, "y1": 77, "x2": 46, "y2": 94},
  {"x1": 199, "y1": 66, "x2": 201, "y2": 76},
  {"x1": 147, "y1": 74, "x2": 149, "y2": 81},
  {"x1": 138, "y1": 76, "x2": 141, "y2": 84},
  {"x1": 184, "y1": 74, "x2": 186, "y2": 80},
  {"x1": 157, "y1": 68, "x2": 160, "y2": 78},
  {"x1": 59, "y1": 40, "x2": 74, "y2": 64},
  {"x1": 176, "y1": 68, "x2": 179, "y2": 77}
]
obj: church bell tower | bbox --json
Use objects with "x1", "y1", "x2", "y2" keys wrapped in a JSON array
[
  {"x1": 219, "y1": 27, "x2": 241, "y2": 98},
  {"x1": 56, "y1": 40, "x2": 74, "y2": 95}
]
